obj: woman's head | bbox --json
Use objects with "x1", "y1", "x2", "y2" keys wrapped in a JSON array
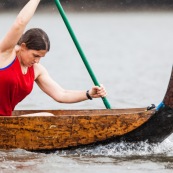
[{"x1": 17, "y1": 28, "x2": 50, "y2": 51}]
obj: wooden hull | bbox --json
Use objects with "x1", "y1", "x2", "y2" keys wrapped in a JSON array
[
  {"x1": 1, "y1": 68, "x2": 173, "y2": 151},
  {"x1": 114, "y1": 106, "x2": 173, "y2": 143},
  {"x1": 0, "y1": 108, "x2": 155, "y2": 151}
]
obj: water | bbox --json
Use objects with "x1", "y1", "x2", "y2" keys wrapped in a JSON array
[{"x1": 1, "y1": 9, "x2": 173, "y2": 172}]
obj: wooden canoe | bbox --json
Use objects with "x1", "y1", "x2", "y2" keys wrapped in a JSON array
[{"x1": 1, "y1": 68, "x2": 173, "y2": 151}]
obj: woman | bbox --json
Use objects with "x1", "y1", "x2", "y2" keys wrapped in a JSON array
[{"x1": 0, "y1": 0, "x2": 107, "y2": 116}]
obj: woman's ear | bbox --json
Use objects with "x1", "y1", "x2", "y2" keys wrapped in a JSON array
[{"x1": 20, "y1": 43, "x2": 27, "y2": 50}]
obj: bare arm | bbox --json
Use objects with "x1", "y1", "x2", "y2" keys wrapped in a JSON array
[
  {"x1": 34, "y1": 64, "x2": 107, "y2": 103},
  {"x1": 0, "y1": 0, "x2": 41, "y2": 54}
]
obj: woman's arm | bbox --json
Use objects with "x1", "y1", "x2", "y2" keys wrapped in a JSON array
[
  {"x1": 0, "y1": 0, "x2": 41, "y2": 54},
  {"x1": 34, "y1": 64, "x2": 107, "y2": 103}
]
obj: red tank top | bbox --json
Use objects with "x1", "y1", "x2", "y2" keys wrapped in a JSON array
[{"x1": 0, "y1": 57, "x2": 34, "y2": 116}]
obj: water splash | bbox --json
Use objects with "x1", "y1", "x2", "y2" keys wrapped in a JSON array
[{"x1": 56, "y1": 136, "x2": 173, "y2": 158}]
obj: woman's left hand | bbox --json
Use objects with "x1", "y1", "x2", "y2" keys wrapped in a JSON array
[{"x1": 89, "y1": 84, "x2": 107, "y2": 99}]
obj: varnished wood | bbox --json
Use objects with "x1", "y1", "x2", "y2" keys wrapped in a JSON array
[{"x1": 0, "y1": 108, "x2": 155, "y2": 150}]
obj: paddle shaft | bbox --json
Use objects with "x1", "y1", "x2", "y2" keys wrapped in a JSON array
[{"x1": 54, "y1": 0, "x2": 111, "y2": 109}]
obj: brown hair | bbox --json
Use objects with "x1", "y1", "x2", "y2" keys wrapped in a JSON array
[{"x1": 17, "y1": 28, "x2": 50, "y2": 51}]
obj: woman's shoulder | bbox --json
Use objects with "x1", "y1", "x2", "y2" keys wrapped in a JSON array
[
  {"x1": 34, "y1": 63, "x2": 49, "y2": 80},
  {"x1": 34, "y1": 63, "x2": 47, "y2": 71}
]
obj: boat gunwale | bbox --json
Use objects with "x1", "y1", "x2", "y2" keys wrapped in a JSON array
[{"x1": 6, "y1": 108, "x2": 154, "y2": 118}]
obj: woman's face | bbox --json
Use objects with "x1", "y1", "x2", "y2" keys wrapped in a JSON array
[{"x1": 19, "y1": 43, "x2": 47, "y2": 67}]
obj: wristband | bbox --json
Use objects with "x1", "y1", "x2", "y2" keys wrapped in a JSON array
[{"x1": 86, "y1": 90, "x2": 92, "y2": 100}]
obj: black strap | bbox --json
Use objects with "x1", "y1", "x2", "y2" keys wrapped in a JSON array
[{"x1": 86, "y1": 90, "x2": 92, "y2": 100}]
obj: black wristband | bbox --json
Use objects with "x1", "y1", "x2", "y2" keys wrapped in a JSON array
[{"x1": 86, "y1": 90, "x2": 92, "y2": 100}]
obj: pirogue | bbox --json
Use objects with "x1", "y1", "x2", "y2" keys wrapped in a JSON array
[{"x1": 1, "y1": 68, "x2": 173, "y2": 151}]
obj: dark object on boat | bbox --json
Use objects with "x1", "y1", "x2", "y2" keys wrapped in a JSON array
[{"x1": 0, "y1": 68, "x2": 173, "y2": 151}]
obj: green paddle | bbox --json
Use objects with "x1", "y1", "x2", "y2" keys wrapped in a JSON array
[{"x1": 54, "y1": 0, "x2": 111, "y2": 109}]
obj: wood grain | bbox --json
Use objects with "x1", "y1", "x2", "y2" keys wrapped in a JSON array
[{"x1": 0, "y1": 108, "x2": 155, "y2": 150}]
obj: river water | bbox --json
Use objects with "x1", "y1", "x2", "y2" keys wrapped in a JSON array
[{"x1": 1, "y1": 9, "x2": 173, "y2": 173}]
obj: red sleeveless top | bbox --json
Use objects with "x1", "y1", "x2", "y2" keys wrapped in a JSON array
[{"x1": 0, "y1": 57, "x2": 34, "y2": 116}]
